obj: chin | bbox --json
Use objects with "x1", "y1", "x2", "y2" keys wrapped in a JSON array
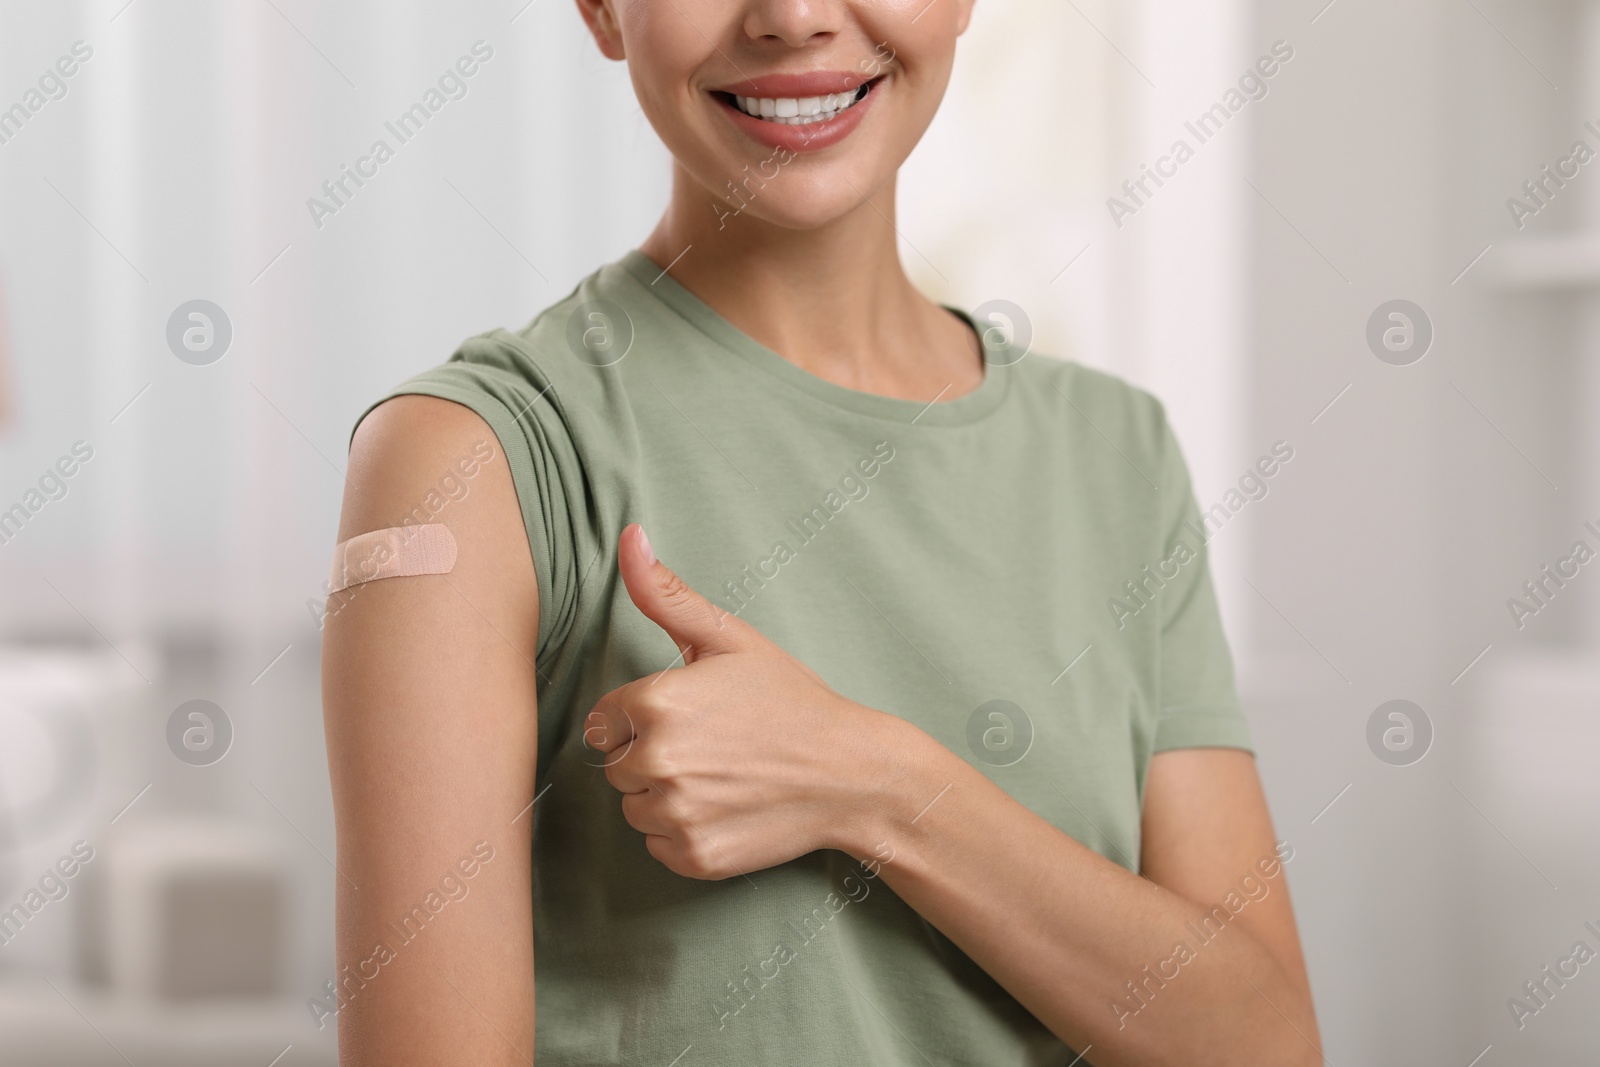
[
  {"x1": 678, "y1": 123, "x2": 913, "y2": 235},
  {"x1": 712, "y1": 168, "x2": 889, "y2": 232}
]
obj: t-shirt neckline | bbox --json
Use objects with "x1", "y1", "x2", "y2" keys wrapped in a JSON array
[{"x1": 618, "y1": 249, "x2": 1012, "y2": 428}]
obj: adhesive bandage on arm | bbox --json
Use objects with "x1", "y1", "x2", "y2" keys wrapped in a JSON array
[{"x1": 328, "y1": 523, "x2": 458, "y2": 594}]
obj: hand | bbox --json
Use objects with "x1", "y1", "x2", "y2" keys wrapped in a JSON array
[{"x1": 584, "y1": 524, "x2": 902, "y2": 880}]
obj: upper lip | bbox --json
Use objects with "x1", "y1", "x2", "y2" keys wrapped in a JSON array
[{"x1": 710, "y1": 71, "x2": 878, "y2": 98}]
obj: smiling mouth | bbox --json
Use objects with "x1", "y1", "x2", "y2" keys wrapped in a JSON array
[{"x1": 712, "y1": 79, "x2": 881, "y2": 126}]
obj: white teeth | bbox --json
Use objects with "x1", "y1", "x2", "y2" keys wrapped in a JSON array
[{"x1": 729, "y1": 86, "x2": 868, "y2": 125}]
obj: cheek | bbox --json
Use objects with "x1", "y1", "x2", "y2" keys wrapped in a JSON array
[{"x1": 621, "y1": 3, "x2": 718, "y2": 113}]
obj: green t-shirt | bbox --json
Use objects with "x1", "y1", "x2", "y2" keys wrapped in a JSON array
[{"x1": 361, "y1": 250, "x2": 1252, "y2": 1065}]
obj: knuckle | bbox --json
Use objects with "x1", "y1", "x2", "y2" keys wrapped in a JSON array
[
  {"x1": 599, "y1": 741, "x2": 635, "y2": 777},
  {"x1": 648, "y1": 830, "x2": 730, "y2": 881},
  {"x1": 648, "y1": 836, "x2": 690, "y2": 878},
  {"x1": 619, "y1": 793, "x2": 647, "y2": 832},
  {"x1": 603, "y1": 757, "x2": 630, "y2": 791},
  {"x1": 657, "y1": 569, "x2": 697, "y2": 606},
  {"x1": 632, "y1": 684, "x2": 670, "y2": 719},
  {"x1": 629, "y1": 742, "x2": 667, "y2": 780},
  {"x1": 645, "y1": 740, "x2": 680, "y2": 779},
  {"x1": 644, "y1": 669, "x2": 696, "y2": 711},
  {"x1": 679, "y1": 838, "x2": 720, "y2": 880},
  {"x1": 644, "y1": 833, "x2": 671, "y2": 866},
  {"x1": 659, "y1": 790, "x2": 698, "y2": 832},
  {"x1": 630, "y1": 728, "x2": 687, "y2": 780}
]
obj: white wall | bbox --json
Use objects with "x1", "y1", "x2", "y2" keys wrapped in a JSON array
[{"x1": 1248, "y1": 0, "x2": 1600, "y2": 1062}]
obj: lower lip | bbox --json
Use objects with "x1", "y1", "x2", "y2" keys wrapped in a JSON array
[{"x1": 713, "y1": 84, "x2": 879, "y2": 154}]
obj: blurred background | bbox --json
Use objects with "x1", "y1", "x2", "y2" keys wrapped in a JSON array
[{"x1": 0, "y1": 0, "x2": 1595, "y2": 1062}]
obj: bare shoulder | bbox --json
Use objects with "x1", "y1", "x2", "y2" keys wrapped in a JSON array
[
  {"x1": 328, "y1": 391, "x2": 537, "y2": 654},
  {"x1": 342, "y1": 394, "x2": 527, "y2": 551}
]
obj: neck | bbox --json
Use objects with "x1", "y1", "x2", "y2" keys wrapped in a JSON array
[{"x1": 637, "y1": 162, "x2": 983, "y2": 404}]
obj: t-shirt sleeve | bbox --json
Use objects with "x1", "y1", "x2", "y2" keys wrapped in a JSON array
[
  {"x1": 1150, "y1": 410, "x2": 1254, "y2": 755},
  {"x1": 350, "y1": 331, "x2": 589, "y2": 668}
]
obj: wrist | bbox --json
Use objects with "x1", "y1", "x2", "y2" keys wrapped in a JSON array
[{"x1": 825, "y1": 703, "x2": 951, "y2": 857}]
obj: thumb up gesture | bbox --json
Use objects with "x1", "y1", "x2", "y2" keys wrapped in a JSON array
[{"x1": 584, "y1": 524, "x2": 904, "y2": 879}]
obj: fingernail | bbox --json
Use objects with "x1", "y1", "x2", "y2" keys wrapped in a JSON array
[{"x1": 637, "y1": 525, "x2": 655, "y2": 565}]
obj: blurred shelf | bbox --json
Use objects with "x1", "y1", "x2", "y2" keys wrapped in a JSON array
[
  {"x1": 1494, "y1": 233, "x2": 1600, "y2": 290},
  {"x1": 0, "y1": 979, "x2": 334, "y2": 1066},
  {"x1": 1476, "y1": 645, "x2": 1600, "y2": 703}
]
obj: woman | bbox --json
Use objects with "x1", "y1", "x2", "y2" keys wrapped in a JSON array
[{"x1": 321, "y1": 1, "x2": 1321, "y2": 1063}]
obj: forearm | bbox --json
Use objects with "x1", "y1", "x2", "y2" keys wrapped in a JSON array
[
  {"x1": 837, "y1": 715, "x2": 1321, "y2": 1067},
  {"x1": 585, "y1": 527, "x2": 1319, "y2": 1061}
]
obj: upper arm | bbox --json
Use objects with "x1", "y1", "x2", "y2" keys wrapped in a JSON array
[
  {"x1": 322, "y1": 393, "x2": 540, "y2": 1065},
  {"x1": 1139, "y1": 748, "x2": 1313, "y2": 999}
]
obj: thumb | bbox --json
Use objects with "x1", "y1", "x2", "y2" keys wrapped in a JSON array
[{"x1": 619, "y1": 524, "x2": 749, "y2": 661}]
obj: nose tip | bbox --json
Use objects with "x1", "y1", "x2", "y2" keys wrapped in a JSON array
[{"x1": 741, "y1": 0, "x2": 842, "y2": 48}]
